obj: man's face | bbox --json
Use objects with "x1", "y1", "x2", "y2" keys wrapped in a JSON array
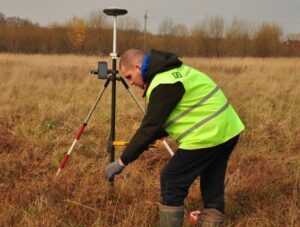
[{"x1": 120, "y1": 64, "x2": 145, "y2": 89}]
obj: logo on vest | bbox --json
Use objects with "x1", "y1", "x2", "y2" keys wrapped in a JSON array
[{"x1": 171, "y1": 71, "x2": 183, "y2": 79}]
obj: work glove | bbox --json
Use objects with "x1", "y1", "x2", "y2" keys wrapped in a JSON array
[{"x1": 105, "y1": 159, "x2": 125, "y2": 181}]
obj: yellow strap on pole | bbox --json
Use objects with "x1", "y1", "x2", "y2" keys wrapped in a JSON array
[{"x1": 113, "y1": 141, "x2": 128, "y2": 146}]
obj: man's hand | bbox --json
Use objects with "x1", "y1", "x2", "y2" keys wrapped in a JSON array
[{"x1": 105, "y1": 159, "x2": 125, "y2": 181}]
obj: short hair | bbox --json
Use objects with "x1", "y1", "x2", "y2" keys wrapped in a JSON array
[{"x1": 119, "y1": 49, "x2": 145, "y2": 70}]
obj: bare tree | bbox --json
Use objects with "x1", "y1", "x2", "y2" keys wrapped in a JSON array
[
  {"x1": 207, "y1": 16, "x2": 225, "y2": 57},
  {"x1": 191, "y1": 21, "x2": 212, "y2": 57},
  {"x1": 225, "y1": 18, "x2": 252, "y2": 56},
  {"x1": 67, "y1": 17, "x2": 87, "y2": 52},
  {"x1": 87, "y1": 10, "x2": 107, "y2": 29},
  {"x1": 118, "y1": 16, "x2": 141, "y2": 31},
  {"x1": 158, "y1": 17, "x2": 175, "y2": 36},
  {"x1": 172, "y1": 23, "x2": 189, "y2": 37},
  {"x1": 0, "y1": 12, "x2": 5, "y2": 24},
  {"x1": 254, "y1": 23, "x2": 283, "y2": 57}
]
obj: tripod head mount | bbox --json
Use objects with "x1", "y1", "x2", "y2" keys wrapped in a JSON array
[
  {"x1": 90, "y1": 61, "x2": 110, "y2": 79},
  {"x1": 90, "y1": 7, "x2": 127, "y2": 80},
  {"x1": 90, "y1": 61, "x2": 122, "y2": 80}
]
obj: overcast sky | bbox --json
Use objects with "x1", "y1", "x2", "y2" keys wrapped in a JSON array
[{"x1": 1, "y1": 0, "x2": 300, "y2": 34}]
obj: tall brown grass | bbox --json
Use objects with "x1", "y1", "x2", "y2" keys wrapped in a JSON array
[{"x1": 0, "y1": 54, "x2": 299, "y2": 227}]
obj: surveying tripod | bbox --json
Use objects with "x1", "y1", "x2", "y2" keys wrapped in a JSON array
[{"x1": 56, "y1": 8, "x2": 174, "y2": 181}]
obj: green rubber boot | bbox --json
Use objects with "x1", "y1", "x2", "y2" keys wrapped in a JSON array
[
  {"x1": 159, "y1": 204, "x2": 184, "y2": 227},
  {"x1": 197, "y1": 208, "x2": 225, "y2": 227}
]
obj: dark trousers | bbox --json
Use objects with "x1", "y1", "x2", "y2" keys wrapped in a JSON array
[{"x1": 160, "y1": 135, "x2": 239, "y2": 213}]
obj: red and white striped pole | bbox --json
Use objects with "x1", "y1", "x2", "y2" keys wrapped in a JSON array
[
  {"x1": 56, "y1": 80, "x2": 109, "y2": 177},
  {"x1": 56, "y1": 123, "x2": 87, "y2": 176}
]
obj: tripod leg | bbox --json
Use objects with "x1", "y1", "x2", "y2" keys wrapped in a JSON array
[
  {"x1": 56, "y1": 79, "x2": 110, "y2": 177},
  {"x1": 120, "y1": 77, "x2": 145, "y2": 112},
  {"x1": 84, "y1": 79, "x2": 110, "y2": 123},
  {"x1": 119, "y1": 77, "x2": 175, "y2": 157}
]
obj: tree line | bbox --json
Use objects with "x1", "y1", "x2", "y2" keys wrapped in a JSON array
[{"x1": 0, "y1": 11, "x2": 299, "y2": 57}]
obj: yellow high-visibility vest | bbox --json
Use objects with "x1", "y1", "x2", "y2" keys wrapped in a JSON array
[{"x1": 146, "y1": 64, "x2": 245, "y2": 149}]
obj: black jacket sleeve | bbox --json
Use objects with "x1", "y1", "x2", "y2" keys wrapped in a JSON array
[{"x1": 120, "y1": 82, "x2": 185, "y2": 165}]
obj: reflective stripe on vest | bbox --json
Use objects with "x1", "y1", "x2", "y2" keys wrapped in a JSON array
[
  {"x1": 164, "y1": 86, "x2": 220, "y2": 128},
  {"x1": 175, "y1": 101, "x2": 230, "y2": 141}
]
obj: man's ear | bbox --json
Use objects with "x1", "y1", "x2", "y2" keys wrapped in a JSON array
[{"x1": 135, "y1": 64, "x2": 141, "y2": 70}]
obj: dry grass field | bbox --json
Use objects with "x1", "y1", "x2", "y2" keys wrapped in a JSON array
[{"x1": 0, "y1": 54, "x2": 299, "y2": 227}]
